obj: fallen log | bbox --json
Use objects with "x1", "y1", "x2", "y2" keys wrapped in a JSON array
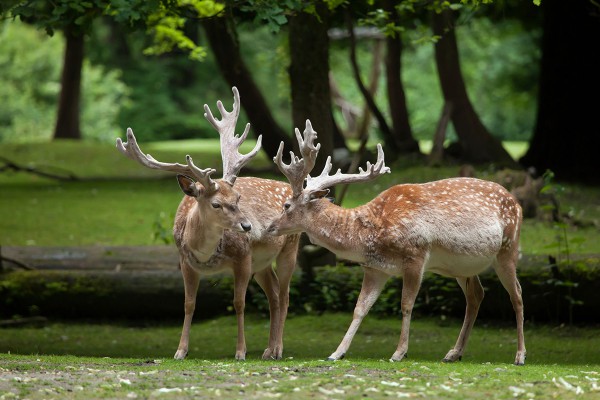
[
  {"x1": 1, "y1": 246, "x2": 599, "y2": 323},
  {"x1": 0, "y1": 246, "x2": 236, "y2": 320}
]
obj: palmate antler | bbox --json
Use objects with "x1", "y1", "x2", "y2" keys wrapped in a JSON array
[
  {"x1": 116, "y1": 87, "x2": 262, "y2": 191},
  {"x1": 273, "y1": 119, "x2": 390, "y2": 196}
]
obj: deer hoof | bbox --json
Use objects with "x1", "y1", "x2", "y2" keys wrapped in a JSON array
[
  {"x1": 442, "y1": 350, "x2": 462, "y2": 363},
  {"x1": 389, "y1": 351, "x2": 407, "y2": 362},
  {"x1": 173, "y1": 350, "x2": 188, "y2": 360},
  {"x1": 326, "y1": 353, "x2": 345, "y2": 361},
  {"x1": 262, "y1": 347, "x2": 282, "y2": 360},
  {"x1": 235, "y1": 351, "x2": 247, "y2": 361},
  {"x1": 514, "y1": 351, "x2": 526, "y2": 366}
]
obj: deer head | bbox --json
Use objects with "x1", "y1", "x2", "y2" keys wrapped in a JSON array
[
  {"x1": 268, "y1": 119, "x2": 390, "y2": 235},
  {"x1": 116, "y1": 87, "x2": 260, "y2": 233}
]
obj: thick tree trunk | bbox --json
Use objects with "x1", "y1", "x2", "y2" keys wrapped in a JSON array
[
  {"x1": 384, "y1": 1, "x2": 420, "y2": 154},
  {"x1": 288, "y1": 5, "x2": 334, "y2": 172},
  {"x1": 202, "y1": 16, "x2": 292, "y2": 159},
  {"x1": 53, "y1": 27, "x2": 84, "y2": 140},
  {"x1": 520, "y1": 0, "x2": 600, "y2": 183},
  {"x1": 288, "y1": 5, "x2": 337, "y2": 279},
  {"x1": 432, "y1": 9, "x2": 516, "y2": 166}
]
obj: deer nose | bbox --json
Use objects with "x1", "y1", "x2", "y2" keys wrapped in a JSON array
[{"x1": 241, "y1": 221, "x2": 252, "y2": 232}]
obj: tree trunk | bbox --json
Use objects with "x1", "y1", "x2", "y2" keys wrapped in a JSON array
[
  {"x1": 384, "y1": 1, "x2": 420, "y2": 154},
  {"x1": 288, "y1": 5, "x2": 335, "y2": 172},
  {"x1": 520, "y1": 0, "x2": 600, "y2": 183},
  {"x1": 432, "y1": 9, "x2": 516, "y2": 166},
  {"x1": 345, "y1": 10, "x2": 399, "y2": 157},
  {"x1": 53, "y1": 27, "x2": 84, "y2": 140},
  {"x1": 288, "y1": 5, "x2": 337, "y2": 280},
  {"x1": 202, "y1": 16, "x2": 292, "y2": 159}
]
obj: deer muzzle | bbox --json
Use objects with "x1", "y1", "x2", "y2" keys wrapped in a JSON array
[{"x1": 241, "y1": 221, "x2": 252, "y2": 232}]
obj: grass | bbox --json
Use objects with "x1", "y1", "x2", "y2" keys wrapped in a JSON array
[
  {"x1": 1, "y1": 139, "x2": 599, "y2": 251},
  {"x1": 1, "y1": 314, "x2": 599, "y2": 399}
]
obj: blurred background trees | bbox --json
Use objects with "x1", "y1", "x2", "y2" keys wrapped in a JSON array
[{"x1": 1, "y1": 0, "x2": 598, "y2": 182}]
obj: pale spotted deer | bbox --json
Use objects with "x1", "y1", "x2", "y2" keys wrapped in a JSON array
[
  {"x1": 116, "y1": 87, "x2": 299, "y2": 360},
  {"x1": 268, "y1": 120, "x2": 526, "y2": 365}
]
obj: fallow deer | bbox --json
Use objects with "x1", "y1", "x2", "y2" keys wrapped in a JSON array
[
  {"x1": 116, "y1": 87, "x2": 299, "y2": 360},
  {"x1": 268, "y1": 120, "x2": 526, "y2": 365}
]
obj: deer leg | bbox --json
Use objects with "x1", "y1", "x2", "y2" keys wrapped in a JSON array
[
  {"x1": 233, "y1": 257, "x2": 252, "y2": 361},
  {"x1": 174, "y1": 262, "x2": 200, "y2": 360},
  {"x1": 443, "y1": 275, "x2": 485, "y2": 362},
  {"x1": 390, "y1": 262, "x2": 424, "y2": 362},
  {"x1": 494, "y1": 253, "x2": 526, "y2": 365},
  {"x1": 269, "y1": 235, "x2": 300, "y2": 360},
  {"x1": 254, "y1": 267, "x2": 282, "y2": 360},
  {"x1": 328, "y1": 267, "x2": 389, "y2": 361}
]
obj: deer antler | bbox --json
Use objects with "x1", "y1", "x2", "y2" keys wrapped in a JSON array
[
  {"x1": 116, "y1": 127, "x2": 218, "y2": 193},
  {"x1": 305, "y1": 143, "x2": 390, "y2": 193},
  {"x1": 273, "y1": 120, "x2": 390, "y2": 196},
  {"x1": 273, "y1": 120, "x2": 321, "y2": 196},
  {"x1": 204, "y1": 87, "x2": 262, "y2": 185},
  {"x1": 274, "y1": 119, "x2": 389, "y2": 195}
]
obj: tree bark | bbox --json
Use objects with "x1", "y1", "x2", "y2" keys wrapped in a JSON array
[
  {"x1": 432, "y1": 9, "x2": 516, "y2": 166},
  {"x1": 520, "y1": 0, "x2": 600, "y2": 183},
  {"x1": 288, "y1": 5, "x2": 335, "y2": 172},
  {"x1": 384, "y1": 1, "x2": 420, "y2": 154},
  {"x1": 202, "y1": 16, "x2": 292, "y2": 159},
  {"x1": 53, "y1": 27, "x2": 84, "y2": 140},
  {"x1": 288, "y1": 5, "x2": 337, "y2": 276}
]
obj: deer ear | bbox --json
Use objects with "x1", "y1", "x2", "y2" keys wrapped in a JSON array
[
  {"x1": 177, "y1": 174, "x2": 199, "y2": 197},
  {"x1": 309, "y1": 189, "x2": 330, "y2": 201}
]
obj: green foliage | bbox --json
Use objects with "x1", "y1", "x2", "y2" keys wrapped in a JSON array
[
  {"x1": 143, "y1": 0, "x2": 223, "y2": 60},
  {"x1": 458, "y1": 18, "x2": 540, "y2": 141},
  {"x1": 293, "y1": 264, "x2": 462, "y2": 319},
  {"x1": 0, "y1": 20, "x2": 62, "y2": 142},
  {"x1": 535, "y1": 170, "x2": 587, "y2": 324},
  {"x1": 4, "y1": 0, "x2": 162, "y2": 35},
  {"x1": 152, "y1": 211, "x2": 175, "y2": 244},
  {"x1": 239, "y1": 0, "x2": 291, "y2": 33},
  {"x1": 0, "y1": 21, "x2": 129, "y2": 143},
  {"x1": 309, "y1": 264, "x2": 363, "y2": 313},
  {"x1": 3, "y1": 5, "x2": 541, "y2": 144},
  {"x1": 329, "y1": 15, "x2": 539, "y2": 143},
  {"x1": 7, "y1": 0, "x2": 105, "y2": 36}
]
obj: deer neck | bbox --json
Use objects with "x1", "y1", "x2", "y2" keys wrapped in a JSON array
[
  {"x1": 304, "y1": 200, "x2": 380, "y2": 263},
  {"x1": 183, "y1": 205, "x2": 225, "y2": 262}
]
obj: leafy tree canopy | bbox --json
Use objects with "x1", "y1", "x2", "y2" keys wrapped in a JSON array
[{"x1": 1, "y1": 0, "x2": 224, "y2": 60}]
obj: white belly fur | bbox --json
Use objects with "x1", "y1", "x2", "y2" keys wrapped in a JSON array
[{"x1": 425, "y1": 248, "x2": 495, "y2": 278}]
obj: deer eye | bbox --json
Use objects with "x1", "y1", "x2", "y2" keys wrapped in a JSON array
[
  {"x1": 211, "y1": 202, "x2": 221, "y2": 209},
  {"x1": 283, "y1": 202, "x2": 291, "y2": 211}
]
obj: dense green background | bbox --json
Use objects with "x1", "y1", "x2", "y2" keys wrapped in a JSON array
[{"x1": 0, "y1": 17, "x2": 539, "y2": 144}]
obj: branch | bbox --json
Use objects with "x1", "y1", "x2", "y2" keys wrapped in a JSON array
[{"x1": 0, "y1": 156, "x2": 78, "y2": 181}]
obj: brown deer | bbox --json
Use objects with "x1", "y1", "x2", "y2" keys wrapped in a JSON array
[
  {"x1": 268, "y1": 120, "x2": 526, "y2": 365},
  {"x1": 116, "y1": 87, "x2": 299, "y2": 360}
]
